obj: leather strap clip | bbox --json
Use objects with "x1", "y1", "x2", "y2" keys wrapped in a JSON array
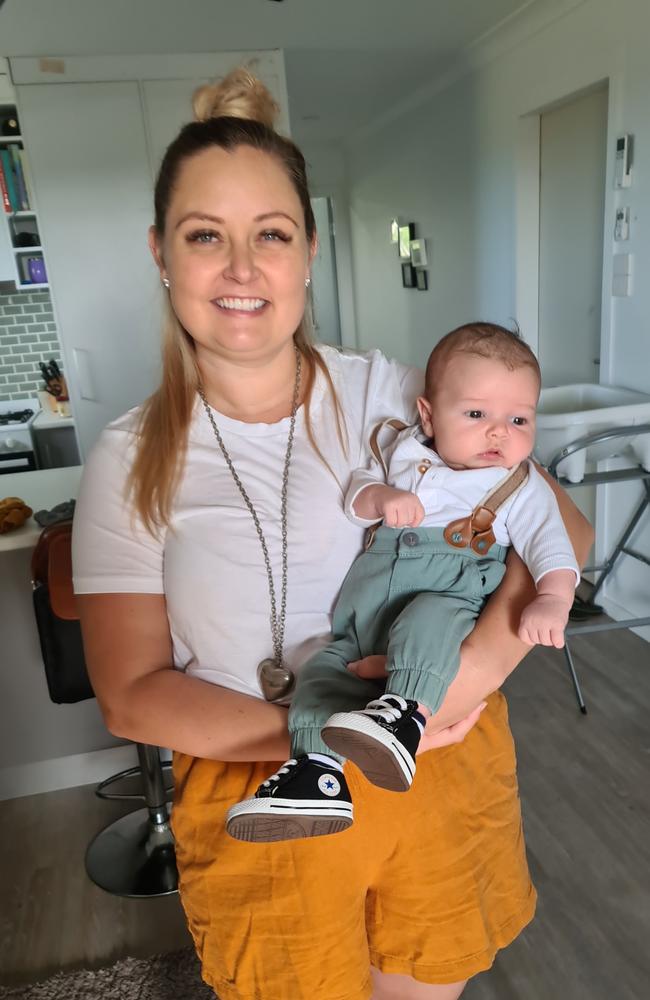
[
  {"x1": 444, "y1": 506, "x2": 496, "y2": 554},
  {"x1": 443, "y1": 461, "x2": 529, "y2": 555}
]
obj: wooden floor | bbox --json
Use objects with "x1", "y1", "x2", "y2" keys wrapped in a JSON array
[{"x1": 1, "y1": 626, "x2": 649, "y2": 999}]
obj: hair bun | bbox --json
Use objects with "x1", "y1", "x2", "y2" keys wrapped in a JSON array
[{"x1": 192, "y1": 67, "x2": 279, "y2": 128}]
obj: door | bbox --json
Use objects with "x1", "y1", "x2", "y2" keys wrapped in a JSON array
[
  {"x1": 309, "y1": 197, "x2": 342, "y2": 345},
  {"x1": 538, "y1": 85, "x2": 608, "y2": 386}
]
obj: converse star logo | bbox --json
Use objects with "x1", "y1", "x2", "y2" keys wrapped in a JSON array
[{"x1": 318, "y1": 773, "x2": 341, "y2": 797}]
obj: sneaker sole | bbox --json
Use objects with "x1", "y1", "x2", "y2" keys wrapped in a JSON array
[
  {"x1": 226, "y1": 799, "x2": 353, "y2": 843},
  {"x1": 322, "y1": 716, "x2": 415, "y2": 792}
]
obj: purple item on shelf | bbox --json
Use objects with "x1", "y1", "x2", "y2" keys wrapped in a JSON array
[{"x1": 28, "y1": 257, "x2": 47, "y2": 284}]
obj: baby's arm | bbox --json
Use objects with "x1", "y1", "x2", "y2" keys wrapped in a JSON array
[
  {"x1": 506, "y1": 464, "x2": 580, "y2": 649},
  {"x1": 344, "y1": 426, "x2": 424, "y2": 528},
  {"x1": 352, "y1": 483, "x2": 424, "y2": 527},
  {"x1": 518, "y1": 568, "x2": 575, "y2": 648}
]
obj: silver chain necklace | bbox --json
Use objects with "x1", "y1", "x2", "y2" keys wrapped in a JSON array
[{"x1": 197, "y1": 345, "x2": 302, "y2": 704}]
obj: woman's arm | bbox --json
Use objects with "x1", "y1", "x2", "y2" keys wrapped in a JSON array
[
  {"x1": 425, "y1": 471, "x2": 593, "y2": 733},
  {"x1": 78, "y1": 593, "x2": 291, "y2": 761}
]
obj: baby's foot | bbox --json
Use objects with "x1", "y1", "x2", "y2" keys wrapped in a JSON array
[
  {"x1": 322, "y1": 694, "x2": 425, "y2": 791},
  {"x1": 225, "y1": 755, "x2": 353, "y2": 843}
]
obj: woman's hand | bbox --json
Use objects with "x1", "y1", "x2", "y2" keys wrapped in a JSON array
[{"x1": 347, "y1": 656, "x2": 486, "y2": 750}]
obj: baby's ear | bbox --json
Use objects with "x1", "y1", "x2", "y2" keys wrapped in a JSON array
[{"x1": 416, "y1": 396, "x2": 435, "y2": 437}]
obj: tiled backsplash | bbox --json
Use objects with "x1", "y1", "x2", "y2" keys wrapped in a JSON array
[{"x1": 0, "y1": 290, "x2": 63, "y2": 402}]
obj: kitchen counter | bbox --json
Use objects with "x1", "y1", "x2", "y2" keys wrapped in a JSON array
[
  {"x1": 1, "y1": 461, "x2": 127, "y2": 799},
  {"x1": 32, "y1": 407, "x2": 75, "y2": 430},
  {"x1": 0, "y1": 465, "x2": 82, "y2": 552}
]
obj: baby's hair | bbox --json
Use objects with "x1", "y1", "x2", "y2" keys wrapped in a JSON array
[{"x1": 424, "y1": 322, "x2": 541, "y2": 399}]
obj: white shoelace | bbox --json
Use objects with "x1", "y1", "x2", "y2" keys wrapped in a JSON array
[
  {"x1": 262, "y1": 759, "x2": 298, "y2": 788},
  {"x1": 360, "y1": 694, "x2": 409, "y2": 725}
]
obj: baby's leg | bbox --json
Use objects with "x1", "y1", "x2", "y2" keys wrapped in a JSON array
[
  {"x1": 385, "y1": 590, "x2": 481, "y2": 715},
  {"x1": 290, "y1": 636, "x2": 385, "y2": 759},
  {"x1": 321, "y1": 593, "x2": 481, "y2": 792}
]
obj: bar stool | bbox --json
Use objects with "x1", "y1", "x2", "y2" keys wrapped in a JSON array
[{"x1": 31, "y1": 520, "x2": 178, "y2": 897}]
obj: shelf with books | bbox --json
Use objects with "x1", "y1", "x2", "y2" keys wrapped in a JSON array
[{"x1": 1, "y1": 102, "x2": 47, "y2": 293}]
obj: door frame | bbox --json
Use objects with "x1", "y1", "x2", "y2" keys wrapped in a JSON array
[{"x1": 515, "y1": 77, "x2": 616, "y2": 384}]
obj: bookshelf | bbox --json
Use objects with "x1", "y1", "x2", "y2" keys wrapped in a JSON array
[{"x1": 0, "y1": 104, "x2": 49, "y2": 291}]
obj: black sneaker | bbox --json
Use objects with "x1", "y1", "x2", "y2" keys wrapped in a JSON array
[
  {"x1": 322, "y1": 694, "x2": 423, "y2": 792},
  {"x1": 225, "y1": 756, "x2": 353, "y2": 843}
]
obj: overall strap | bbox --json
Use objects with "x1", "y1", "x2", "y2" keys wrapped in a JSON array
[
  {"x1": 443, "y1": 461, "x2": 529, "y2": 555},
  {"x1": 368, "y1": 418, "x2": 411, "y2": 476},
  {"x1": 364, "y1": 418, "x2": 411, "y2": 550}
]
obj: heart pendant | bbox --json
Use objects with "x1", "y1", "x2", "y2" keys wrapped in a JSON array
[{"x1": 258, "y1": 658, "x2": 295, "y2": 704}]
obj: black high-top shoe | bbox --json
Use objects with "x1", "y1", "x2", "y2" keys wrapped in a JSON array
[
  {"x1": 226, "y1": 755, "x2": 353, "y2": 843},
  {"x1": 322, "y1": 694, "x2": 424, "y2": 791}
]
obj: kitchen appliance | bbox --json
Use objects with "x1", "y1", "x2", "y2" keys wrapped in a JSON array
[{"x1": 0, "y1": 397, "x2": 39, "y2": 473}]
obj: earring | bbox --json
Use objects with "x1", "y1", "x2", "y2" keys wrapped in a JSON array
[
  {"x1": 162, "y1": 277, "x2": 170, "y2": 288},
  {"x1": 305, "y1": 277, "x2": 311, "y2": 288}
]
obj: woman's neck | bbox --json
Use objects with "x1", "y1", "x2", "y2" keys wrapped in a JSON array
[{"x1": 197, "y1": 343, "x2": 306, "y2": 424}]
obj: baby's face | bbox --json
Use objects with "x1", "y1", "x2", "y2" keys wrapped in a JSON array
[{"x1": 418, "y1": 354, "x2": 538, "y2": 470}]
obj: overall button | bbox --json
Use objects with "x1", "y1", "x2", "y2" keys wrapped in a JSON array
[{"x1": 402, "y1": 531, "x2": 419, "y2": 547}]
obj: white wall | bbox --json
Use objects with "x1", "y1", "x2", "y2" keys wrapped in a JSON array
[
  {"x1": 344, "y1": 0, "x2": 650, "y2": 625},
  {"x1": 302, "y1": 139, "x2": 357, "y2": 348}
]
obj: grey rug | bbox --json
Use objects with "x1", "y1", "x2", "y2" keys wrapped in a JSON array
[{"x1": 0, "y1": 948, "x2": 216, "y2": 1000}]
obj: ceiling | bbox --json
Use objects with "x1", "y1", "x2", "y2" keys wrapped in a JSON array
[{"x1": 0, "y1": 0, "x2": 535, "y2": 144}]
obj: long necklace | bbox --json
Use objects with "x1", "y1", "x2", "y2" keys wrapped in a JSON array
[{"x1": 197, "y1": 346, "x2": 302, "y2": 704}]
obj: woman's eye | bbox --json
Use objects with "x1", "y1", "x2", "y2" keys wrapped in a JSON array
[
  {"x1": 467, "y1": 410, "x2": 483, "y2": 419},
  {"x1": 187, "y1": 229, "x2": 219, "y2": 244},
  {"x1": 511, "y1": 416, "x2": 527, "y2": 426},
  {"x1": 260, "y1": 229, "x2": 290, "y2": 243}
]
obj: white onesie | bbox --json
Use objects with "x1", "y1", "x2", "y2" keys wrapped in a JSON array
[{"x1": 345, "y1": 425, "x2": 579, "y2": 585}]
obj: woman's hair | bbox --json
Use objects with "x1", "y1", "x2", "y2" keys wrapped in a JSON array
[
  {"x1": 128, "y1": 68, "x2": 345, "y2": 533},
  {"x1": 424, "y1": 321, "x2": 541, "y2": 400}
]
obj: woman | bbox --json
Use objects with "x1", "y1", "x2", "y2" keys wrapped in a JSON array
[{"x1": 73, "y1": 69, "x2": 592, "y2": 1000}]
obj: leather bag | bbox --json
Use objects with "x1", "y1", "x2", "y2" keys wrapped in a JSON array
[{"x1": 31, "y1": 521, "x2": 93, "y2": 704}]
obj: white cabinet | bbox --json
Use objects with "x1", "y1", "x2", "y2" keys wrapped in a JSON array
[{"x1": 10, "y1": 52, "x2": 289, "y2": 460}]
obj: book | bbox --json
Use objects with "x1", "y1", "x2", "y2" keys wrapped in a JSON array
[
  {"x1": 19, "y1": 149, "x2": 35, "y2": 211},
  {"x1": 0, "y1": 148, "x2": 19, "y2": 211},
  {"x1": 10, "y1": 146, "x2": 30, "y2": 211},
  {"x1": 0, "y1": 157, "x2": 10, "y2": 213}
]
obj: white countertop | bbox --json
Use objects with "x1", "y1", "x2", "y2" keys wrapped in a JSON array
[
  {"x1": 0, "y1": 465, "x2": 83, "y2": 553},
  {"x1": 32, "y1": 408, "x2": 76, "y2": 430}
]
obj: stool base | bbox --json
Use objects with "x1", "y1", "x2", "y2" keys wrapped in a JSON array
[{"x1": 85, "y1": 807, "x2": 178, "y2": 898}]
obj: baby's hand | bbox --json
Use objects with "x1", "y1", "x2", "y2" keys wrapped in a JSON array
[
  {"x1": 518, "y1": 595, "x2": 571, "y2": 648},
  {"x1": 379, "y1": 489, "x2": 425, "y2": 528}
]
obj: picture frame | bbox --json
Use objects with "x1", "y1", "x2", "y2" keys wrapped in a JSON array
[
  {"x1": 390, "y1": 218, "x2": 400, "y2": 244},
  {"x1": 416, "y1": 269, "x2": 428, "y2": 291},
  {"x1": 410, "y1": 238, "x2": 428, "y2": 268},
  {"x1": 401, "y1": 262, "x2": 416, "y2": 288},
  {"x1": 398, "y1": 223, "x2": 415, "y2": 259}
]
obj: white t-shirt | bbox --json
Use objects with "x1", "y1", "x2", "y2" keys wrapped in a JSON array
[
  {"x1": 72, "y1": 346, "x2": 422, "y2": 701},
  {"x1": 345, "y1": 426, "x2": 579, "y2": 586}
]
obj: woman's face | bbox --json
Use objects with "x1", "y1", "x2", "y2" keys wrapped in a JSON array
[{"x1": 151, "y1": 144, "x2": 314, "y2": 366}]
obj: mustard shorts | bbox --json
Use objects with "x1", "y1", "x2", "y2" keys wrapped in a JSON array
[{"x1": 172, "y1": 691, "x2": 536, "y2": 1000}]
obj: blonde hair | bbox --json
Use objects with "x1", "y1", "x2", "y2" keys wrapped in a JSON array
[{"x1": 128, "y1": 68, "x2": 346, "y2": 534}]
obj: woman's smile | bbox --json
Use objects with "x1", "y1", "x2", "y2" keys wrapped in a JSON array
[{"x1": 212, "y1": 296, "x2": 270, "y2": 315}]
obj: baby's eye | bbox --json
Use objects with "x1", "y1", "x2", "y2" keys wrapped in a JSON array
[
  {"x1": 466, "y1": 410, "x2": 484, "y2": 419},
  {"x1": 187, "y1": 229, "x2": 220, "y2": 244},
  {"x1": 511, "y1": 416, "x2": 528, "y2": 426}
]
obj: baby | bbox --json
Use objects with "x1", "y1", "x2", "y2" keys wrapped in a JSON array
[{"x1": 227, "y1": 322, "x2": 579, "y2": 842}]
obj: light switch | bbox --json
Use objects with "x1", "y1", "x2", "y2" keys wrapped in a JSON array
[
  {"x1": 612, "y1": 273, "x2": 632, "y2": 297},
  {"x1": 613, "y1": 253, "x2": 632, "y2": 276}
]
